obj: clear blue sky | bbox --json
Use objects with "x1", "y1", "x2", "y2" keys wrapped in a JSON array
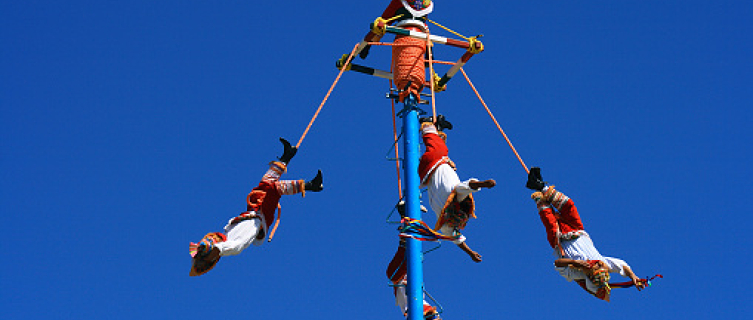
[{"x1": 2, "y1": 1, "x2": 751, "y2": 319}]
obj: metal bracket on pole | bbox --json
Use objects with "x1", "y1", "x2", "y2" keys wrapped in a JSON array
[{"x1": 394, "y1": 83, "x2": 427, "y2": 118}]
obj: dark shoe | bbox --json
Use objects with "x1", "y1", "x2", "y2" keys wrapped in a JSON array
[
  {"x1": 304, "y1": 170, "x2": 323, "y2": 192},
  {"x1": 526, "y1": 167, "x2": 546, "y2": 191},
  {"x1": 435, "y1": 114, "x2": 453, "y2": 131},
  {"x1": 278, "y1": 138, "x2": 297, "y2": 164},
  {"x1": 419, "y1": 115, "x2": 453, "y2": 131}
]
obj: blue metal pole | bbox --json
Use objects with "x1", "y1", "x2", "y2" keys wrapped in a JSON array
[{"x1": 401, "y1": 94, "x2": 424, "y2": 320}]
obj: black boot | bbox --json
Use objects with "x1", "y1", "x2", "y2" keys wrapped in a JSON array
[
  {"x1": 418, "y1": 115, "x2": 453, "y2": 131},
  {"x1": 278, "y1": 138, "x2": 297, "y2": 164},
  {"x1": 526, "y1": 167, "x2": 546, "y2": 191},
  {"x1": 304, "y1": 170, "x2": 323, "y2": 192},
  {"x1": 435, "y1": 114, "x2": 453, "y2": 131}
]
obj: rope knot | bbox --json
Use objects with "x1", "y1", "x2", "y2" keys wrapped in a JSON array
[{"x1": 467, "y1": 36, "x2": 484, "y2": 54}]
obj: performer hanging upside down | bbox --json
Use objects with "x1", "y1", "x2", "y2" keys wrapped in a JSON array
[
  {"x1": 419, "y1": 115, "x2": 496, "y2": 262},
  {"x1": 386, "y1": 238, "x2": 441, "y2": 320},
  {"x1": 525, "y1": 167, "x2": 646, "y2": 301},
  {"x1": 189, "y1": 138, "x2": 324, "y2": 276}
]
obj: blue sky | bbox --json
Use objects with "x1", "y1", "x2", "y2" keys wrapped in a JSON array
[{"x1": 2, "y1": 1, "x2": 751, "y2": 319}]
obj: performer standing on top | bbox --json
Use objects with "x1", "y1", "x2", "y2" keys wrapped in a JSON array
[{"x1": 360, "y1": 0, "x2": 436, "y2": 102}]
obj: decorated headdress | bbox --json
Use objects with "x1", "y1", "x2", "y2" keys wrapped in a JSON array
[
  {"x1": 401, "y1": 0, "x2": 434, "y2": 18},
  {"x1": 577, "y1": 260, "x2": 612, "y2": 301},
  {"x1": 587, "y1": 260, "x2": 611, "y2": 287},
  {"x1": 189, "y1": 232, "x2": 227, "y2": 276},
  {"x1": 575, "y1": 261, "x2": 663, "y2": 301}
]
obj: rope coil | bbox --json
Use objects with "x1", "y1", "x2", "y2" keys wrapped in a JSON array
[{"x1": 392, "y1": 30, "x2": 426, "y2": 103}]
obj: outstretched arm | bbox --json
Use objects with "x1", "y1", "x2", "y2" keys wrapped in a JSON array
[
  {"x1": 554, "y1": 258, "x2": 590, "y2": 269},
  {"x1": 457, "y1": 242, "x2": 482, "y2": 263},
  {"x1": 469, "y1": 179, "x2": 496, "y2": 190},
  {"x1": 623, "y1": 265, "x2": 646, "y2": 291}
]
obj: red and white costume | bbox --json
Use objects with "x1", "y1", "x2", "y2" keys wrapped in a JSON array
[
  {"x1": 537, "y1": 188, "x2": 632, "y2": 297},
  {"x1": 386, "y1": 243, "x2": 437, "y2": 317},
  {"x1": 380, "y1": 0, "x2": 434, "y2": 31},
  {"x1": 418, "y1": 124, "x2": 481, "y2": 245},
  {"x1": 215, "y1": 161, "x2": 304, "y2": 256}
]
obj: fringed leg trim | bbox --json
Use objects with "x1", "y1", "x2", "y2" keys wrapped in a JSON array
[
  {"x1": 531, "y1": 191, "x2": 551, "y2": 211},
  {"x1": 262, "y1": 161, "x2": 287, "y2": 182},
  {"x1": 421, "y1": 122, "x2": 438, "y2": 135},
  {"x1": 276, "y1": 179, "x2": 304, "y2": 196},
  {"x1": 551, "y1": 191, "x2": 570, "y2": 211}
]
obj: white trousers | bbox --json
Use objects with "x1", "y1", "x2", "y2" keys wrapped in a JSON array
[
  {"x1": 215, "y1": 218, "x2": 262, "y2": 256},
  {"x1": 425, "y1": 164, "x2": 477, "y2": 244},
  {"x1": 394, "y1": 283, "x2": 431, "y2": 315}
]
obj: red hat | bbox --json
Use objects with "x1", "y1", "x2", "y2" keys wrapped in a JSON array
[{"x1": 401, "y1": 0, "x2": 433, "y2": 18}]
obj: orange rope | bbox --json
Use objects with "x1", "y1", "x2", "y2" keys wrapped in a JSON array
[
  {"x1": 296, "y1": 43, "x2": 359, "y2": 149},
  {"x1": 267, "y1": 203, "x2": 282, "y2": 242},
  {"x1": 460, "y1": 68, "x2": 530, "y2": 174},
  {"x1": 367, "y1": 42, "x2": 418, "y2": 47},
  {"x1": 426, "y1": 27, "x2": 437, "y2": 122},
  {"x1": 390, "y1": 82, "x2": 403, "y2": 199}
]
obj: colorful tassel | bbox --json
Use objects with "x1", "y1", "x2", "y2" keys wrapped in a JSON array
[
  {"x1": 610, "y1": 274, "x2": 663, "y2": 288},
  {"x1": 399, "y1": 217, "x2": 459, "y2": 242}
]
